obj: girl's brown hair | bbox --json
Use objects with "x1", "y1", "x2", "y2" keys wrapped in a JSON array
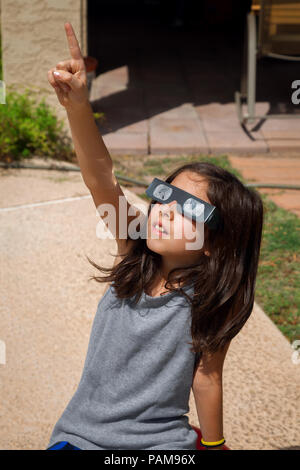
[{"x1": 86, "y1": 161, "x2": 264, "y2": 373}]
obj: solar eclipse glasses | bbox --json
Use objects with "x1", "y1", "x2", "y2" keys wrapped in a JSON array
[{"x1": 145, "y1": 177, "x2": 221, "y2": 230}]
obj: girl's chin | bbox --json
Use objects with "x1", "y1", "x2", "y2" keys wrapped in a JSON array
[
  {"x1": 146, "y1": 238, "x2": 164, "y2": 249},
  {"x1": 146, "y1": 238, "x2": 168, "y2": 251}
]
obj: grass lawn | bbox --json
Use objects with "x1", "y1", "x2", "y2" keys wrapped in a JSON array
[{"x1": 111, "y1": 152, "x2": 300, "y2": 345}]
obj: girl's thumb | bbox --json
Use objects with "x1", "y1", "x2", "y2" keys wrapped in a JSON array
[
  {"x1": 53, "y1": 71, "x2": 62, "y2": 79},
  {"x1": 53, "y1": 69, "x2": 78, "y2": 91}
]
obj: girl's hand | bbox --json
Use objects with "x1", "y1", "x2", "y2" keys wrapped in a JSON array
[{"x1": 47, "y1": 22, "x2": 89, "y2": 111}]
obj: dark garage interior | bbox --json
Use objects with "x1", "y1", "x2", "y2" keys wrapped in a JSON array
[{"x1": 86, "y1": 0, "x2": 299, "y2": 140}]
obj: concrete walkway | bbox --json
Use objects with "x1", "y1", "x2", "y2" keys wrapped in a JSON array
[
  {"x1": 89, "y1": 17, "x2": 300, "y2": 156},
  {"x1": 0, "y1": 161, "x2": 299, "y2": 450}
]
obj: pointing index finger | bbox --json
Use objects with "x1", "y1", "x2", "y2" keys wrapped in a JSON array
[{"x1": 64, "y1": 22, "x2": 83, "y2": 62}]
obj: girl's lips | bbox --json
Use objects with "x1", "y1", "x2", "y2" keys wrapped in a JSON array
[{"x1": 152, "y1": 222, "x2": 168, "y2": 235}]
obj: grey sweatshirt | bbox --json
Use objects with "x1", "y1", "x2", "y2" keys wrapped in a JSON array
[{"x1": 47, "y1": 282, "x2": 198, "y2": 450}]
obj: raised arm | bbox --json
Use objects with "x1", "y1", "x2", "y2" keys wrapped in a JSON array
[{"x1": 47, "y1": 23, "x2": 144, "y2": 251}]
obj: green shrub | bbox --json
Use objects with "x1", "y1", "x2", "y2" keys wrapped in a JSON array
[{"x1": 0, "y1": 86, "x2": 76, "y2": 162}]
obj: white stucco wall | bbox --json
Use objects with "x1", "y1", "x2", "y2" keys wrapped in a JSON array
[{"x1": 1, "y1": 0, "x2": 87, "y2": 135}]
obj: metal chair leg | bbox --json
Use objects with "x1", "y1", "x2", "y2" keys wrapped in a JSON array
[
  {"x1": 235, "y1": 12, "x2": 257, "y2": 126},
  {"x1": 247, "y1": 11, "x2": 257, "y2": 124},
  {"x1": 240, "y1": 16, "x2": 248, "y2": 98}
]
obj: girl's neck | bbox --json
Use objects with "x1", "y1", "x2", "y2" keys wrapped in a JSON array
[
  {"x1": 146, "y1": 278, "x2": 166, "y2": 297},
  {"x1": 146, "y1": 272, "x2": 180, "y2": 298}
]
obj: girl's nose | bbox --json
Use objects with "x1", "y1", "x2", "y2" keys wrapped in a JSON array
[{"x1": 159, "y1": 200, "x2": 177, "y2": 220}]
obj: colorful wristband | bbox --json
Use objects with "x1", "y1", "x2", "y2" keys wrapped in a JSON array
[{"x1": 200, "y1": 437, "x2": 226, "y2": 448}]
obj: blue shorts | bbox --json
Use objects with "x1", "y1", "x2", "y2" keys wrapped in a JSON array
[{"x1": 47, "y1": 441, "x2": 81, "y2": 450}]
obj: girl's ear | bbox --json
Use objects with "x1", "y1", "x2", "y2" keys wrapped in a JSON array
[{"x1": 204, "y1": 250, "x2": 210, "y2": 257}]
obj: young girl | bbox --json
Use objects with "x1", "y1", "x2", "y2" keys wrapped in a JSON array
[{"x1": 46, "y1": 23, "x2": 264, "y2": 451}]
